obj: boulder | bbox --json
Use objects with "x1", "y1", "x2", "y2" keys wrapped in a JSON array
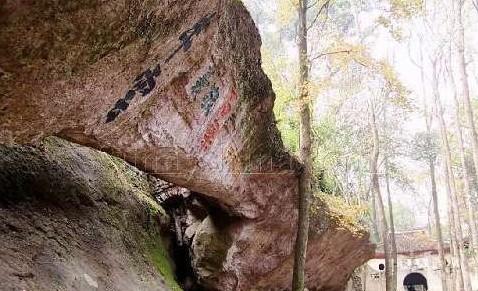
[
  {"x1": 0, "y1": 1, "x2": 374, "y2": 289},
  {"x1": 0, "y1": 137, "x2": 179, "y2": 291}
]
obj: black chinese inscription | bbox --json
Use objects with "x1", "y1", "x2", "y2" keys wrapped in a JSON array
[
  {"x1": 200, "y1": 85, "x2": 219, "y2": 116},
  {"x1": 105, "y1": 12, "x2": 217, "y2": 123},
  {"x1": 106, "y1": 64, "x2": 161, "y2": 123},
  {"x1": 165, "y1": 12, "x2": 217, "y2": 63}
]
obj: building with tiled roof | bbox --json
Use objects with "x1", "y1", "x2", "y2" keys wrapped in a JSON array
[
  {"x1": 347, "y1": 229, "x2": 478, "y2": 291},
  {"x1": 374, "y1": 229, "x2": 451, "y2": 258}
]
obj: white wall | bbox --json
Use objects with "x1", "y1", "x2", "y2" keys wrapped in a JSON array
[{"x1": 363, "y1": 253, "x2": 453, "y2": 291}]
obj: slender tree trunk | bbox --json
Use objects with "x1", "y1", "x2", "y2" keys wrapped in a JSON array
[
  {"x1": 433, "y1": 59, "x2": 472, "y2": 291},
  {"x1": 370, "y1": 186, "x2": 379, "y2": 242},
  {"x1": 455, "y1": 0, "x2": 478, "y2": 252},
  {"x1": 430, "y1": 158, "x2": 449, "y2": 291},
  {"x1": 448, "y1": 44, "x2": 478, "y2": 253},
  {"x1": 350, "y1": 267, "x2": 364, "y2": 291},
  {"x1": 384, "y1": 158, "x2": 397, "y2": 291},
  {"x1": 292, "y1": 0, "x2": 312, "y2": 290},
  {"x1": 362, "y1": 266, "x2": 368, "y2": 291},
  {"x1": 417, "y1": 39, "x2": 449, "y2": 291},
  {"x1": 382, "y1": 105, "x2": 397, "y2": 291},
  {"x1": 369, "y1": 108, "x2": 392, "y2": 291},
  {"x1": 446, "y1": 179, "x2": 464, "y2": 291}
]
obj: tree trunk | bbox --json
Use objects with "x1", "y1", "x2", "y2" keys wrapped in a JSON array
[
  {"x1": 455, "y1": 0, "x2": 478, "y2": 252},
  {"x1": 292, "y1": 0, "x2": 312, "y2": 290},
  {"x1": 417, "y1": 39, "x2": 448, "y2": 291},
  {"x1": 370, "y1": 186, "x2": 380, "y2": 242},
  {"x1": 350, "y1": 267, "x2": 364, "y2": 291},
  {"x1": 384, "y1": 159, "x2": 397, "y2": 291},
  {"x1": 473, "y1": 0, "x2": 478, "y2": 14},
  {"x1": 362, "y1": 265, "x2": 368, "y2": 291},
  {"x1": 448, "y1": 44, "x2": 478, "y2": 254},
  {"x1": 430, "y1": 158, "x2": 449, "y2": 291},
  {"x1": 447, "y1": 180, "x2": 463, "y2": 291},
  {"x1": 433, "y1": 59, "x2": 472, "y2": 291},
  {"x1": 369, "y1": 108, "x2": 392, "y2": 291}
]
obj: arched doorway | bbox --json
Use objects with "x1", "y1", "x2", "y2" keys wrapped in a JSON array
[{"x1": 403, "y1": 272, "x2": 428, "y2": 291}]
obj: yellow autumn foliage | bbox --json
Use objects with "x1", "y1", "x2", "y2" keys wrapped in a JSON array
[
  {"x1": 390, "y1": 0, "x2": 424, "y2": 19},
  {"x1": 311, "y1": 191, "x2": 368, "y2": 234}
]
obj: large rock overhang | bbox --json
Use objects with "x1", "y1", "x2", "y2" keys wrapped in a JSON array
[{"x1": 0, "y1": 1, "x2": 373, "y2": 290}]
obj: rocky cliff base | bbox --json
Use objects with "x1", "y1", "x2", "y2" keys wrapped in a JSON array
[
  {"x1": 0, "y1": 138, "x2": 373, "y2": 291},
  {"x1": 0, "y1": 138, "x2": 179, "y2": 291}
]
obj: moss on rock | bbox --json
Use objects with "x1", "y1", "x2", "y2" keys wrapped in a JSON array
[
  {"x1": 0, "y1": 137, "x2": 180, "y2": 291},
  {"x1": 148, "y1": 239, "x2": 183, "y2": 291}
]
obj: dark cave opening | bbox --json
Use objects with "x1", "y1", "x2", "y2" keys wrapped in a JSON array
[
  {"x1": 161, "y1": 194, "x2": 204, "y2": 291},
  {"x1": 159, "y1": 188, "x2": 234, "y2": 291}
]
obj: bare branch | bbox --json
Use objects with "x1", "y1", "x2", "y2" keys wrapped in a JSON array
[
  {"x1": 353, "y1": 58, "x2": 368, "y2": 68},
  {"x1": 307, "y1": 0, "x2": 331, "y2": 31},
  {"x1": 407, "y1": 35, "x2": 422, "y2": 69},
  {"x1": 473, "y1": 0, "x2": 478, "y2": 14},
  {"x1": 309, "y1": 49, "x2": 353, "y2": 63},
  {"x1": 307, "y1": 0, "x2": 319, "y2": 9}
]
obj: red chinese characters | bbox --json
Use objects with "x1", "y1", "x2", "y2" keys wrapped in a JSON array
[{"x1": 200, "y1": 87, "x2": 238, "y2": 151}]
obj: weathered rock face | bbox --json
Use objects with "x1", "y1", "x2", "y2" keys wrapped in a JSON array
[
  {"x1": 0, "y1": 138, "x2": 178, "y2": 291},
  {"x1": 0, "y1": 1, "x2": 374, "y2": 290}
]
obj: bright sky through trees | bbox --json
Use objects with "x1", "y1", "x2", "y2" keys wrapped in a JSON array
[{"x1": 243, "y1": 0, "x2": 478, "y2": 230}]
